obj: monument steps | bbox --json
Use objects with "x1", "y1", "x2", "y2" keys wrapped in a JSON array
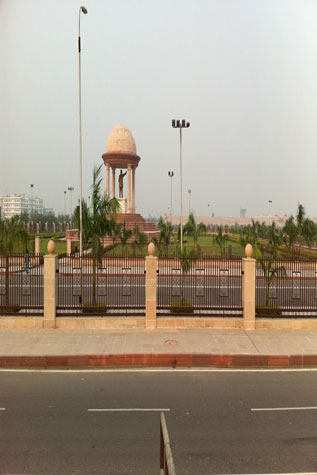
[
  {"x1": 66, "y1": 213, "x2": 159, "y2": 245},
  {"x1": 103, "y1": 213, "x2": 159, "y2": 244}
]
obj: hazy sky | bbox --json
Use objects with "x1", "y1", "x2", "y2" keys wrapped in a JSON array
[{"x1": 1, "y1": 0, "x2": 317, "y2": 218}]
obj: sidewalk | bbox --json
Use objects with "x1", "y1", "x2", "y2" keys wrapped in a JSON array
[{"x1": 2, "y1": 328, "x2": 317, "y2": 368}]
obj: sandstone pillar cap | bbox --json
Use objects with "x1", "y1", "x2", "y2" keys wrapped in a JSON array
[
  {"x1": 148, "y1": 242, "x2": 155, "y2": 256},
  {"x1": 245, "y1": 244, "x2": 253, "y2": 258},
  {"x1": 47, "y1": 240, "x2": 55, "y2": 255}
]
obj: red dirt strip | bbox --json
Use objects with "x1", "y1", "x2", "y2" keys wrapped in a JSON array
[{"x1": 0, "y1": 353, "x2": 317, "y2": 368}]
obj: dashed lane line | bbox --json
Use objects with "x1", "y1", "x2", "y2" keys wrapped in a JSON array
[
  {"x1": 88, "y1": 408, "x2": 170, "y2": 412},
  {"x1": 252, "y1": 406, "x2": 317, "y2": 412}
]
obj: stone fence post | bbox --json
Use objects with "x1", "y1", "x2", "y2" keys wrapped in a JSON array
[
  {"x1": 67, "y1": 238, "x2": 72, "y2": 256},
  {"x1": 44, "y1": 240, "x2": 58, "y2": 329},
  {"x1": 145, "y1": 242, "x2": 158, "y2": 329},
  {"x1": 242, "y1": 244, "x2": 256, "y2": 330},
  {"x1": 34, "y1": 235, "x2": 40, "y2": 254}
]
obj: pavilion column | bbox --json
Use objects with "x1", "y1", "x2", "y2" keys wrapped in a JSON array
[
  {"x1": 106, "y1": 164, "x2": 110, "y2": 198},
  {"x1": 132, "y1": 167, "x2": 135, "y2": 213},
  {"x1": 112, "y1": 167, "x2": 116, "y2": 198},
  {"x1": 127, "y1": 164, "x2": 131, "y2": 213}
]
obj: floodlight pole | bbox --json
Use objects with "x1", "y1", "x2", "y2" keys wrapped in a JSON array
[
  {"x1": 68, "y1": 187, "x2": 74, "y2": 229},
  {"x1": 30, "y1": 184, "x2": 34, "y2": 219},
  {"x1": 172, "y1": 119, "x2": 190, "y2": 250},
  {"x1": 64, "y1": 190, "x2": 67, "y2": 216},
  {"x1": 168, "y1": 171, "x2": 174, "y2": 224},
  {"x1": 188, "y1": 189, "x2": 191, "y2": 215},
  {"x1": 78, "y1": 5, "x2": 88, "y2": 256}
]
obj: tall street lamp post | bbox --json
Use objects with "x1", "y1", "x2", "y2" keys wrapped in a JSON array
[
  {"x1": 168, "y1": 171, "x2": 174, "y2": 224},
  {"x1": 30, "y1": 184, "x2": 34, "y2": 220},
  {"x1": 64, "y1": 190, "x2": 67, "y2": 216},
  {"x1": 78, "y1": 5, "x2": 88, "y2": 256},
  {"x1": 268, "y1": 200, "x2": 272, "y2": 222},
  {"x1": 188, "y1": 189, "x2": 191, "y2": 215},
  {"x1": 68, "y1": 187, "x2": 74, "y2": 229},
  {"x1": 172, "y1": 119, "x2": 190, "y2": 250}
]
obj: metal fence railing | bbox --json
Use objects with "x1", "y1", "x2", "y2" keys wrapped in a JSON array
[
  {"x1": 3, "y1": 252, "x2": 317, "y2": 320},
  {"x1": 256, "y1": 257, "x2": 317, "y2": 317},
  {"x1": 0, "y1": 253, "x2": 44, "y2": 316},
  {"x1": 57, "y1": 254, "x2": 146, "y2": 316},
  {"x1": 157, "y1": 255, "x2": 242, "y2": 317},
  {"x1": 160, "y1": 412, "x2": 176, "y2": 475}
]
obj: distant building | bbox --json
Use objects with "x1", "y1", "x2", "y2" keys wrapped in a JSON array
[
  {"x1": 240, "y1": 208, "x2": 246, "y2": 218},
  {"x1": 0, "y1": 194, "x2": 45, "y2": 219},
  {"x1": 44, "y1": 207, "x2": 54, "y2": 215},
  {"x1": 171, "y1": 214, "x2": 290, "y2": 228}
]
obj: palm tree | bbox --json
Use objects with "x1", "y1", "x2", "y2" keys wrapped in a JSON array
[
  {"x1": 157, "y1": 217, "x2": 173, "y2": 255},
  {"x1": 296, "y1": 203, "x2": 306, "y2": 247},
  {"x1": 73, "y1": 200, "x2": 90, "y2": 247},
  {"x1": 214, "y1": 225, "x2": 228, "y2": 254},
  {"x1": 302, "y1": 218, "x2": 316, "y2": 248},
  {"x1": 132, "y1": 225, "x2": 148, "y2": 253},
  {"x1": 296, "y1": 203, "x2": 305, "y2": 228},
  {"x1": 174, "y1": 245, "x2": 198, "y2": 308},
  {"x1": 74, "y1": 165, "x2": 119, "y2": 304},
  {"x1": 109, "y1": 218, "x2": 122, "y2": 245},
  {"x1": 266, "y1": 222, "x2": 282, "y2": 258},
  {"x1": 183, "y1": 213, "x2": 207, "y2": 245},
  {"x1": 251, "y1": 219, "x2": 260, "y2": 241},
  {"x1": 178, "y1": 245, "x2": 197, "y2": 274},
  {"x1": 183, "y1": 213, "x2": 196, "y2": 237},
  {"x1": 282, "y1": 216, "x2": 298, "y2": 250},
  {"x1": 258, "y1": 256, "x2": 286, "y2": 306},
  {"x1": 0, "y1": 216, "x2": 30, "y2": 305},
  {"x1": 194, "y1": 222, "x2": 207, "y2": 245},
  {"x1": 119, "y1": 223, "x2": 132, "y2": 252}
]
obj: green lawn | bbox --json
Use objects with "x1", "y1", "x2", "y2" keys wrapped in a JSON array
[
  {"x1": 104, "y1": 235, "x2": 245, "y2": 257},
  {"x1": 40, "y1": 238, "x2": 67, "y2": 255},
  {"x1": 11, "y1": 233, "x2": 67, "y2": 254},
  {"x1": 185, "y1": 235, "x2": 243, "y2": 248}
]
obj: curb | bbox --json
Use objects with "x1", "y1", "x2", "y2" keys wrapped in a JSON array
[{"x1": 1, "y1": 353, "x2": 317, "y2": 368}]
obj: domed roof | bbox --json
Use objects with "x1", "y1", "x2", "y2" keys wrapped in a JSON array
[{"x1": 106, "y1": 125, "x2": 136, "y2": 154}]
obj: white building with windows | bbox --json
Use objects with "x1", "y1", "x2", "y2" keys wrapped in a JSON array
[{"x1": 0, "y1": 194, "x2": 45, "y2": 219}]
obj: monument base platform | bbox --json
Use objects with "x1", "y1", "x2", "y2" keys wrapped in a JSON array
[{"x1": 104, "y1": 213, "x2": 159, "y2": 244}]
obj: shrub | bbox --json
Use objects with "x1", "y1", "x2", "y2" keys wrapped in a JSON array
[
  {"x1": 256, "y1": 305, "x2": 282, "y2": 316},
  {"x1": 170, "y1": 301, "x2": 194, "y2": 314},
  {"x1": 0, "y1": 305, "x2": 21, "y2": 314},
  {"x1": 82, "y1": 302, "x2": 107, "y2": 314},
  {"x1": 104, "y1": 243, "x2": 119, "y2": 254}
]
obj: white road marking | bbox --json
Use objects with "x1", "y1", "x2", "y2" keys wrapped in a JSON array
[
  {"x1": 88, "y1": 408, "x2": 170, "y2": 412},
  {"x1": 0, "y1": 407, "x2": 6, "y2": 410},
  {"x1": 252, "y1": 406, "x2": 317, "y2": 412},
  {"x1": 2, "y1": 368, "x2": 317, "y2": 373},
  {"x1": 87, "y1": 407, "x2": 170, "y2": 412},
  {"x1": 212, "y1": 473, "x2": 317, "y2": 475}
]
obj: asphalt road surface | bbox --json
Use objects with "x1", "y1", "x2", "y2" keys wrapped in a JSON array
[{"x1": 1, "y1": 369, "x2": 317, "y2": 474}]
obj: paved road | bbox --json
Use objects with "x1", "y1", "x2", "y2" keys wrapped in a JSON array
[{"x1": 1, "y1": 370, "x2": 317, "y2": 474}]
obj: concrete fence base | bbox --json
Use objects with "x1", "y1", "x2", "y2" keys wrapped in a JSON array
[{"x1": 2, "y1": 316, "x2": 317, "y2": 331}]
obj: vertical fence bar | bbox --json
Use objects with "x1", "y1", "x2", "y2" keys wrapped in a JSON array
[
  {"x1": 157, "y1": 253, "x2": 242, "y2": 317},
  {"x1": 56, "y1": 252, "x2": 146, "y2": 316},
  {"x1": 255, "y1": 257, "x2": 317, "y2": 318},
  {"x1": 0, "y1": 253, "x2": 43, "y2": 316}
]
